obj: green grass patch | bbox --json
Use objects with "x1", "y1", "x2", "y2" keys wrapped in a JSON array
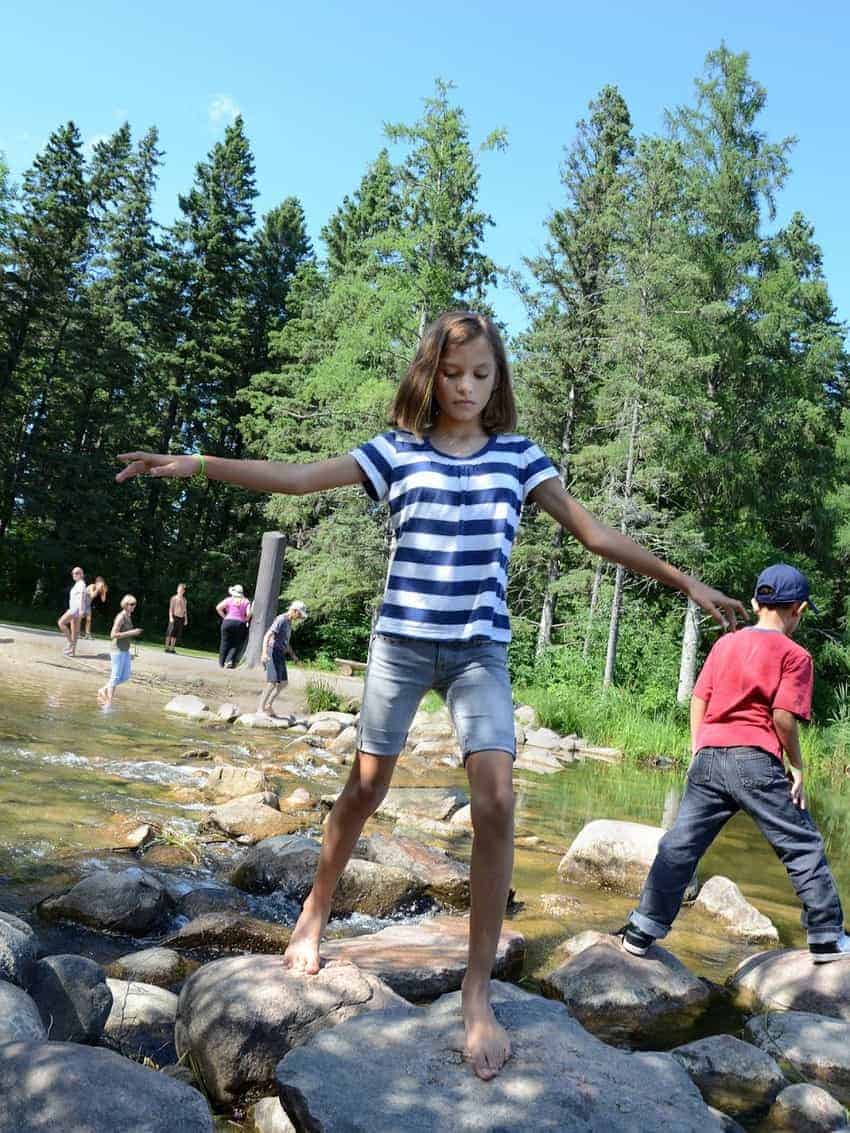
[{"x1": 305, "y1": 678, "x2": 342, "y2": 714}]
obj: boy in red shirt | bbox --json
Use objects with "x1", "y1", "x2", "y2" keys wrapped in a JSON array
[{"x1": 623, "y1": 564, "x2": 848, "y2": 962}]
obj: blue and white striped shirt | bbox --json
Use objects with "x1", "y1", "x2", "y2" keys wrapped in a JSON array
[{"x1": 351, "y1": 431, "x2": 559, "y2": 642}]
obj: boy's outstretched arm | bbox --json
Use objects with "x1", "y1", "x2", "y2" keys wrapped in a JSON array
[
  {"x1": 773, "y1": 709, "x2": 806, "y2": 810},
  {"x1": 116, "y1": 453, "x2": 365, "y2": 495},
  {"x1": 530, "y1": 478, "x2": 748, "y2": 630}
]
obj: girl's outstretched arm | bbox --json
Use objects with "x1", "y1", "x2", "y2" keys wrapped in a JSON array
[
  {"x1": 530, "y1": 478, "x2": 748, "y2": 630},
  {"x1": 116, "y1": 453, "x2": 366, "y2": 495}
]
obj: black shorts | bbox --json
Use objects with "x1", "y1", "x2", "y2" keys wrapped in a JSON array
[
  {"x1": 167, "y1": 616, "x2": 185, "y2": 640},
  {"x1": 266, "y1": 654, "x2": 288, "y2": 684}
]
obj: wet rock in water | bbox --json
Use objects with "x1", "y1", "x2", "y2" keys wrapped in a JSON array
[
  {"x1": 0, "y1": 910, "x2": 38, "y2": 987},
  {"x1": 203, "y1": 793, "x2": 303, "y2": 844},
  {"x1": 541, "y1": 930, "x2": 713, "y2": 1047},
  {"x1": 309, "y1": 711, "x2": 357, "y2": 727},
  {"x1": 362, "y1": 832, "x2": 470, "y2": 909},
  {"x1": 557, "y1": 818, "x2": 664, "y2": 894},
  {"x1": 450, "y1": 803, "x2": 473, "y2": 828},
  {"x1": 323, "y1": 914, "x2": 525, "y2": 1001},
  {"x1": 38, "y1": 867, "x2": 171, "y2": 936},
  {"x1": 0, "y1": 981, "x2": 47, "y2": 1043},
  {"x1": 103, "y1": 977, "x2": 179, "y2": 1065},
  {"x1": 28, "y1": 955, "x2": 112, "y2": 1043},
  {"x1": 378, "y1": 786, "x2": 469, "y2": 822},
  {"x1": 107, "y1": 947, "x2": 199, "y2": 989},
  {"x1": 100, "y1": 813, "x2": 156, "y2": 849},
  {"x1": 181, "y1": 748, "x2": 213, "y2": 760},
  {"x1": 164, "y1": 913, "x2": 292, "y2": 955},
  {"x1": 175, "y1": 957, "x2": 411, "y2": 1107},
  {"x1": 410, "y1": 739, "x2": 460, "y2": 761},
  {"x1": 229, "y1": 834, "x2": 320, "y2": 895},
  {"x1": 246, "y1": 1096, "x2": 296, "y2": 1132},
  {"x1": 514, "y1": 746, "x2": 563, "y2": 773},
  {"x1": 308, "y1": 717, "x2": 344, "y2": 739},
  {"x1": 237, "y1": 713, "x2": 293, "y2": 729},
  {"x1": 206, "y1": 764, "x2": 269, "y2": 800},
  {"x1": 694, "y1": 875, "x2": 780, "y2": 943},
  {"x1": 217, "y1": 702, "x2": 242, "y2": 722},
  {"x1": 329, "y1": 858, "x2": 427, "y2": 918},
  {"x1": 165, "y1": 694, "x2": 210, "y2": 719},
  {"x1": 392, "y1": 814, "x2": 471, "y2": 847},
  {"x1": 141, "y1": 841, "x2": 200, "y2": 868},
  {"x1": 670, "y1": 1033, "x2": 787, "y2": 1118},
  {"x1": 327, "y1": 725, "x2": 357, "y2": 756},
  {"x1": 276, "y1": 982, "x2": 728, "y2": 1132},
  {"x1": 762, "y1": 1083, "x2": 848, "y2": 1132},
  {"x1": 523, "y1": 726, "x2": 562, "y2": 750},
  {"x1": 279, "y1": 787, "x2": 315, "y2": 812},
  {"x1": 0, "y1": 1041, "x2": 213, "y2": 1132},
  {"x1": 178, "y1": 885, "x2": 249, "y2": 920},
  {"x1": 745, "y1": 1011, "x2": 850, "y2": 1105},
  {"x1": 729, "y1": 948, "x2": 850, "y2": 1019}
]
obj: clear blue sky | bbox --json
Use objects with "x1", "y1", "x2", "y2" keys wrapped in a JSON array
[{"x1": 3, "y1": 0, "x2": 848, "y2": 336}]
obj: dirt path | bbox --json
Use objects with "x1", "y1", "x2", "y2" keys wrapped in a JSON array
[{"x1": 0, "y1": 622, "x2": 364, "y2": 715}]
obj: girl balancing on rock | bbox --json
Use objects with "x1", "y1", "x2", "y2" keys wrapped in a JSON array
[{"x1": 116, "y1": 310, "x2": 746, "y2": 1081}]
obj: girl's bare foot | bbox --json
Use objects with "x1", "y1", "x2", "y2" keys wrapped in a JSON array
[
  {"x1": 462, "y1": 982, "x2": 511, "y2": 1081},
  {"x1": 96, "y1": 688, "x2": 107, "y2": 705},
  {"x1": 282, "y1": 895, "x2": 328, "y2": 974}
]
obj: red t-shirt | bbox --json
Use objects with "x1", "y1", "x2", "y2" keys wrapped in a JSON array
[{"x1": 693, "y1": 627, "x2": 813, "y2": 759}]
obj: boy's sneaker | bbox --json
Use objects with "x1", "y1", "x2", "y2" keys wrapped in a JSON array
[
  {"x1": 811, "y1": 932, "x2": 850, "y2": 964},
  {"x1": 620, "y1": 924, "x2": 655, "y2": 956}
]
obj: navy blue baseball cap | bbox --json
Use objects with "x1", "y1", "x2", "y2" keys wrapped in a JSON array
[{"x1": 753, "y1": 564, "x2": 819, "y2": 614}]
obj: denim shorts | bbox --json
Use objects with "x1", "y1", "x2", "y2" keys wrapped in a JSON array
[
  {"x1": 108, "y1": 651, "x2": 132, "y2": 688},
  {"x1": 357, "y1": 633, "x2": 515, "y2": 761},
  {"x1": 265, "y1": 654, "x2": 288, "y2": 684}
]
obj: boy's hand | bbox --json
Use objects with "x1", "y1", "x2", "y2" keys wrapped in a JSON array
[
  {"x1": 685, "y1": 579, "x2": 749, "y2": 631},
  {"x1": 789, "y1": 766, "x2": 806, "y2": 809},
  {"x1": 116, "y1": 453, "x2": 199, "y2": 482}
]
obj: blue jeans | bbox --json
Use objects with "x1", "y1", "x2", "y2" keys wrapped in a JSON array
[{"x1": 632, "y1": 746, "x2": 844, "y2": 944}]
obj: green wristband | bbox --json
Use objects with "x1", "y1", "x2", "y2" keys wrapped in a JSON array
[{"x1": 194, "y1": 453, "x2": 207, "y2": 479}]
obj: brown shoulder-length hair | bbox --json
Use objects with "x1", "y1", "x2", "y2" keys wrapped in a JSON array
[{"x1": 390, "y1": 311, "x2": 517, "y2": 435}]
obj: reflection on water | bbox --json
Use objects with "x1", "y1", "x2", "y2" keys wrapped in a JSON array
[{"x1": 3, "y1": 668, "x2": 850, "y2": 990}]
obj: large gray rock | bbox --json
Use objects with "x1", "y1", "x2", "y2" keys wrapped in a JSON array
[
  {"x1": 0, "y1": 980, "x2": 47, "y2": 1043},
  {"x1": 107, "y1": 947, "x2": 198, "y2": 989},
  {"x1": 392, "y1": 814, "x2": 471, "y2": 847},
  {"x1": 362, "y1": 832, "x2": 470, "y2": 908},
  {"x1": 175, "y1": 957, "x2": 411, "y2": 1107},
  {"x1": 0, "y1": 1041, "x2": 213, "y2": 1132},
  {"x1": 28, "y1": 954, "x2": 112, "y2": 1043},
  {"x1": 322, "y1": 915, "x2": 525, "y2": 1001},
  {"x1": 38, "y1": 867, "x2": 171, "y2": 936},
  {"x1": 164, "y1": 913, "x2": 292, "y2": 955},
  {"x1": 541, "y1": 931, "x2": 713, "y2": 1047},
  {"x1": 229, "y1": 834, "x2": 320, "y2": 894},
  {"x1": 247, "y1": 1097, "x2": 296, "y2": 1132},
  {"x1": 557, "y1": 819, "x2": 664, "y2": 894},
  {"x1": 276, "y1": 982, "x2": 729, "y2": 1132},
  {"x1": 103, "y1": 978, "x2": 179, "y2": 1066},
  {"x1": 671, "y1": 1033, "x2": 787, "y2": 1117},
  {"x1": 203, "y1": 793, "x2": 302, "y2": 843},
  {"x1": 762, "y1": 1083, "x2": 848, "y2": 1132},
  {"x1": 514, "y1": 746, "x2": 563, "y2": 773},
  {"x1": 378, "y1": 786, "x2": 469, "y2": 821},
  {"x1": 164, "y1": 693, "x2": 209, "y2": 718},
  {"x1": 330, "y1": 857, "x2": 426, "y2": 918},
  {"x1": 730, "y1": 948, "x2": 850, "y2": 1019},
  {"x1": 0, "y1": 910, "x2": 38, "y2": 987},
  {"x1": 695, "y1": 875, "x2": 780, "y2": 943},
  {"x1": 746, "y1": 1011, "x2": 850, "y2": 1104},
  {"x1": 177, "y1": 884, "x2": 249, "y2": 920}
]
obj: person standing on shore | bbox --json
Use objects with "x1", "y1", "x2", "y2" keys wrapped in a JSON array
[
  {"x1": 83, "y1": 576, "x2": 109, "y2": 640},
  {"x1": 258, "y1": 600, "x2": 307, "y2": 716},
  {"x1": 97, "y1": 595, "x2": 142, "y2": 707},
  {"x1": 216, "y1": 585, "x2": 251, "y2": 668},
  {"x1": 58, "y1": 566, "x2": 87, "y2": 657},
  {"x1": 116, "y1": 310, "x2": 746, "y2": 1081},
  {"x1": 165, "y1": 583, "x2": 188, "y2": 654}
]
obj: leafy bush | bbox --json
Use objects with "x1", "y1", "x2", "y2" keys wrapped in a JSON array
[{"x1": 306, "y1": 679, "x2": 342, "y2": 714}]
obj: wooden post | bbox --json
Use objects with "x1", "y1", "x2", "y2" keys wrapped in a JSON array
[{"x1": 245, "y1": 532, "x2": 287, "y2": 669}]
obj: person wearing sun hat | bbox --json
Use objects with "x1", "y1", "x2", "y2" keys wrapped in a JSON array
[
  {"x1": 258, "y1": 600, "x2": 308, "y2": 716},
  {"x1": 215, "y1": 584, "x2": 252, "y2": 668}
]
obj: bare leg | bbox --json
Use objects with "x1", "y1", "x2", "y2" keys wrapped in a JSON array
[
  {"x1": 283, "y1": 751, "x2": 398, "y2": 973},
  {"x1": 68, "y1": 615, "x2": 79, "y2": 655},
  {"x1": 267, "y1": 682, "x2": 285, "y2": 716},
  {"x1": 462, "y1": 750, "x2": 515, "y2": 1081},
  {"x1": 58, "y1": 611, "x2": 72, "y2": 648},
  {"x1": 257, "y1": 684, "x2": 274, "y2": 715}
]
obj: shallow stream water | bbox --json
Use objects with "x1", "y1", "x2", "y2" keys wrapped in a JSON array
[{"x1": 3, "y1": 665, "x2": 850, "y2": 1000}]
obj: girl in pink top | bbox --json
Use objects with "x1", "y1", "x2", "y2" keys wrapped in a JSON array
[{"x1": 216, "y1": 584, "x2": 252, "y2": 667}]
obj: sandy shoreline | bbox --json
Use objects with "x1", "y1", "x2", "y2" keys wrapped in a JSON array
[{"x1": 0, "y1": 621, "x2": 364, "y2": 716}]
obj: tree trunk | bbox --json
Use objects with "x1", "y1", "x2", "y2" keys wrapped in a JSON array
[
  {"x1": 536, "y1": 382, "x2": 576, "y2": 655},
  {"x1": 582, "y1": 560, "x2": 604, "y2": 658},
  {"x1": 245, "y1": 531, "x2": 287, "y2": 668},
  {"x1": 602, "y1": 398, "x2": 639, "y2": 688},
  {"x1": 676, "y1": 598, "x2": 701, "y2": 703}
]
